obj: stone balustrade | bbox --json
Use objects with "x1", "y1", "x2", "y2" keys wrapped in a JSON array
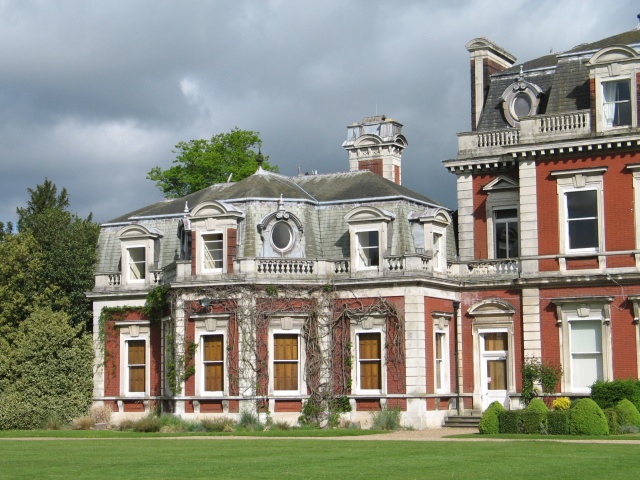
[
  {"x1": 94, "y1": 255, "x2": 522, "y2": 291},
  {"x1": 457, "y1": 110, "x2": 592, "y2": 158}
]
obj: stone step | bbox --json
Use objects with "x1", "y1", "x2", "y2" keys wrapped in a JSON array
[{"x1": 443, "y1": 415, "x2": 481, "y2": 428}]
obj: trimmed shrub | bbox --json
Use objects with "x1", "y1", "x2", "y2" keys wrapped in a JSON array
[
  {"x1": 552, "y1": 397, "x2": 571, "y2": 411},
  {"x1": 615, "y1": 398, "x2": 640, "y2": 429},
  {"x1": 522, "y1": 398, "x2": 548, "y2": 434},
  {"x1": 479, "y1": 401, "x2": 505, "y2": 435},
  {"x1": 547, "y1": 410, "x2": 569, "y2": 435},
  {"x1": 569, "y1": 398, "x2": 609, "y2": 435},
  {"x1": 370, "y1": 407, "x2": 402, "y2": 431},
  {"x1": 498, "y1": 410, "x2": 522, "y2": 434},
  {"x1": 591, "y1": 380, "x2": 640, "y2": 411},
  {"x1": 604, "y1": 408, "x2": 620, "y2": 435}
]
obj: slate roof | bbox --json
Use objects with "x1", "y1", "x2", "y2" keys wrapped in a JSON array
[
  {"x1": 106, "y1": 169, "x2": 443, "y2": 224},
  {"x1": 476, "y1": 28, "x2": 640, "y2": 131}
]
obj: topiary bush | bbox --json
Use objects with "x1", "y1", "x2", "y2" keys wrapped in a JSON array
[
  {"x1": 547, "y1": 410, "x2": 569, "y2": 435},
  {"x1": 498, "y1": 410, "x2": 522, "y2": 434},
  {"x1": 478, "y1": 401, "x2": 505, "y2": 434},
  {"x1": 591, "y1": 380, "x2": 640, "y2": 411},
  {"x1": 522, "y1": 398, "x2": 549, "y2": 434},
  {"x1": 615, "y1": 398, "x2": 640, "y2": 430},
  {"x1": 604, "y1": 408, "x2": 620, "y2": 435},
  {"x1": 569, "y1": 398, "x2": 609, "y2": 435}
]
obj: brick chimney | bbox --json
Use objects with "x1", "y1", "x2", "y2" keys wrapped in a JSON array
[
  {"x1": 466, "y1": 38, "x2": 516, "y2": 130},
  {"x1": 342, "y1": 115, "x2": 407, "y2": 185}
]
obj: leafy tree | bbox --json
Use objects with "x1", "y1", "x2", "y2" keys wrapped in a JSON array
[
  {"x1": 147, "y1": 128, "x2": 279, "y2": 198},
  {"x1": 0, "y1": 308, "x2": 93, "y2": 429},
  {"x1": 17, "y1": 180, "x2": 99, "y2": 330},
  {"x1": 16, "y1": 179, "x2": 69, "y2": 231}
]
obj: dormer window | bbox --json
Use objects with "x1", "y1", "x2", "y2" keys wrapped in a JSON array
[
  {"x1": 345, "y1": 206, "x2": 394, "y2": 272},
  {"x1": 409, "y1": 207, "x2": 451, "y2": 272},
  {"x1": 127, "y1": 246, "x2": 146, "y2": 282},
  {"x1": 202, "y1": 232, "x2": 224, "y2": 271},
  {"x1": 588, "y1": 45, "x2": 640, "y2": 132},
  {"x1": 116, "y1": 224, "x2": 163, "y2": 287},
  {"x1": 258, "y1": 201, "x2": 304, "y2": 257},
  {"x1": 189, "y1": 201, "x2": 243, "y2": 275},
  {"x1": 603, "y1": 79, "x2": 631, "y2": 128},
  {"x1": 501, "y1": 73, "x2": 543, "y2": 127}
]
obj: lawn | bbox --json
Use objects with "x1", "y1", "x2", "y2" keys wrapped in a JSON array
[{"x1": 0, "y1": 437, "x2": 639, "y2": 479}]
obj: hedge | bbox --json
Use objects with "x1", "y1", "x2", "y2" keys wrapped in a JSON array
[
  {"x1": 499, "y1": 411, "x2": 522, "y2": 434},
  {"x1": 547, "y1": 410, "x2": 569, "y2": 435},
  {"x1": 615, "y1": 399, "x2": 640, "y2": 429},
  {"x1": 591, "y1": 380, "x2": 640, "y2": 411},
  {"x1": 479, "y1": 401, "x2": 505, "y2": 434},
  {"x1": 569, "y1": 398, "x2": 609, "y2": 435}
]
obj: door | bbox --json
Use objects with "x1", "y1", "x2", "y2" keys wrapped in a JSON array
[{"x1": 480, "y1": 332, "x2": 509, "y2": 410}]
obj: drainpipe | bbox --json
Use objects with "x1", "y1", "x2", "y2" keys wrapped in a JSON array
[{"x1": 452, "y1": 300, "x2": 461, "y2": 415}]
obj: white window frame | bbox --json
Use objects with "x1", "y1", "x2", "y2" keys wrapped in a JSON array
[
  {"x1": 433, "y1": 316, "x2": 450, "y2": 394},
  {"x1": 351, "y1": 317, "x2": 387, "y2": 395},
  {"x1": 588, "y1": 46, "x2": 639, "y2": 133},
  {"x1": 355, "y1": 229, "x2": 381, "y2": 270},
  {"x1": 552, "y1": 168, "x2": 606, "y2": 255},
  {"x1": 492, "y1": 207, "x2": 519, "y2": 259},
  {"x1": 271, "y1": 331, "x2": 301, "y2": 394},
  {"x1": 483, "y1": 177, "x2": 519, "y2": 260},
  {"x1": 553, "y1": 298, "x2": 613, "y2": 394},
  {"x1": 431, "y1": 228, "x2": 445, "y2": 272},
  {"x1": 345, "y1": 206, "x2": 393, "y2": 273},
  {"x1": 117, "y1": 322, "x2": 150, "y2": 397},
  {"x1": 126, "y1": 245, "x2": 147, "y2": 283},
  {"x1": 193, "y1": 315, "x2": 229, "y2": 397},
  {"x1": 602, "y1": 78, "x2": 632, "y2": 129},
  {"x1": 201, "y1": 230, "x2": 225, "y2": 273},
  {"x1": 267, "y1": 316, "x2": 307, "y2": 396}
]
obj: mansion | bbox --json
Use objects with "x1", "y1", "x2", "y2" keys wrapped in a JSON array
[{"x1": 90, "y1": 28, "x2": 640, "y2": 428}]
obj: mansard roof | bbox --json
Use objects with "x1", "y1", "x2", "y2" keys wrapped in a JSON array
[
  {"x1": 106, "y1": 169, "x2": 443, "y2": 224},
  {"x1": 476, "y1": 28, "x2": 640, "y2": 131}
]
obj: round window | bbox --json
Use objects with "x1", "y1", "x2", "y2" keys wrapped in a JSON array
[
  {"x1": 271, "y1": 222, "x2": 293, "y2": 251},
  {"x1": 513, "y1": 93, "x2": 532, "y2": 118}
]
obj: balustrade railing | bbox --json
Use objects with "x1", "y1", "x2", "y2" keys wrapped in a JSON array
[
  {"x1": 94, "y1": 255, "x2": 523, "y2": 290},
  {"x1": 256, "y1": 259, "x2": 316, "y2": 275}
]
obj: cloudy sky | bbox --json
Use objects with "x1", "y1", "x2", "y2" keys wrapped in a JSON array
[{"x1": 1, "y1": 0, "x2": 638, "y2": 225}]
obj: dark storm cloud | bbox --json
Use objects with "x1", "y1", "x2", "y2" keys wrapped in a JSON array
[{"x1": 0, "y1": 0, "x2": 637, "y2": 225}]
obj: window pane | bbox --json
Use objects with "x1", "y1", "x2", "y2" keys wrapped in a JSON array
[
  {"x1": 571, "y1": 320, "x2": 603, "y2": 389},
  {"x1": 484, "y1": 332, "x2": 508, "y2": 351},
  {"x1": 203, "y1": 335, "x2": 224, "y2": 392},
  {"x1": 128, "y1": 247, "x2": 146, "y2": 280},
  {"x1": 274, "y1": 362, "x2": 298, "y2": 391},
  {"x1": 274, "y1": 335, "x2": 298, "y2": 391},
  {"x1": 359, "y1": 333, "x2": 381, "y2": 390},
  {"x1": 203, "y1": 336, "x2": 223, "y2": 361},
  {"x1": 568, "y1": 218, "x2": 598, "y2": 249},
  {"x1": 128, "y1": 340, "x2": 145, "y2": 393},
  {"x1": 603, "y1": 80, "x2": 631, "y2": 127},
  {"x1": 513, "y1": 94, "x2": 532, "y2": 118},
  {"x1": 205, "y1": 364, "x2": 224, "y2": 391},
  {"x1": 357, "y1": 231, "x2": 379, "y2": 267},
  {"x1": 272, "y1": 222, "x2": 293, "y2": 250},
  {"x1": 566, "y1": 191, "x2": 598, "y2": 250},
  {"x1": 203, "y1": 233, "x2": 223, "y2": 269},
  {"x1": 487, "y1": 360, "x2": 507, "y2": 390},
  {"x1": 567, "y1": 191, "x2": 597, "y2": 218}
]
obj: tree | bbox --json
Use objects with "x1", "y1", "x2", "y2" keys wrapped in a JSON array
[
  {"x1": 16, "y1": 180, "x2": 99, "y2": 331},
  {"x1": 0, "y1": 308, "x2": 93, "y2": 429},
  {"x1": 147, "y1": 128, "x2": 279, "y2": 198}
]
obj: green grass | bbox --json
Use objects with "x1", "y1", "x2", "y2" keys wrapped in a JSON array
[
  {"x1": 0, "y1": 438, "x2": 639, "y2": 479},
  {"x1": 0, "y1": 428, "x2": 379, "y2": 439},
  {"x1": 456, "y1": 432, "x2": 640, "y2": 441}
]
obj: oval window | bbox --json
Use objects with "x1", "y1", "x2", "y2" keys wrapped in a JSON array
[
  {"x1": 271, "y1": 222, "x2": 293, "y2": 251},
  {"x1": 513, "y1": 93, "x2": 532, "y2": 118}
]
